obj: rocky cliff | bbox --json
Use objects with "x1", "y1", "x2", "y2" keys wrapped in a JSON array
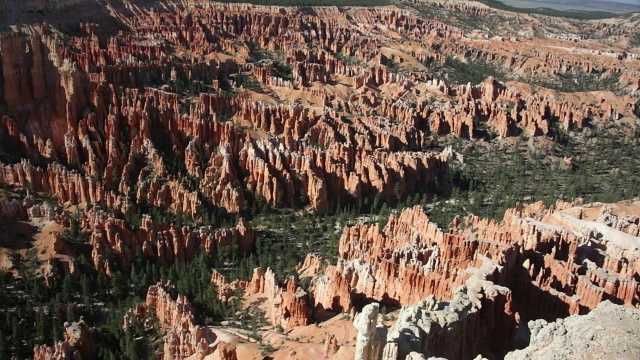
[
  {"x1": 123, "y1": 283, "x2": 220, "y2": 360},
  {"x1": 505, "y1": 300, "x2": 640, "y2": 360},
  {"x1": 0, "y1": 1, "x2": 637, "y2": 359},
  {"x1": 2, "y1": 0, "x2": 635, "y2": 224},
  {"x1": 33, "y1": 322, "x2": 94, "y2": 360},
  {"x1": 211, "y1": 267, "x2": 309, "y2": 330},
  {"x1": 378, "y1": 260, "x2": 516, "y2": 360},
  {"x1": 312, "y1": 200, "x2": 639, "y2": 320},
  {"x1": 87, "y1": 207, "x2": 254, "y2": 273}
]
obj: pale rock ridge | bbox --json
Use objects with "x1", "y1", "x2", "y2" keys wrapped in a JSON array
[
  {"x1": 378, "y1": 259, "x2": 516, "y2": 360},
  {"x1": 505, "y1": 300, "x2": 640, "y2": 360},
  {"x1": 354, "y1": 303, "x2": 386, "y2": 360}
]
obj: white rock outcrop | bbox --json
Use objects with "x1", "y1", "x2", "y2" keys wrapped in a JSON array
[{"x1": 506, "y1": 301, "x2": 640, "y2": 360}]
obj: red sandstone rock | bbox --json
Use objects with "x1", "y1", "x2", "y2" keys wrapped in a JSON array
[
  {"x1": 124, "y1": 283, "x2": 216, "y2": 360},
  {"x1": 87, "y1": 206, "x2": 254, "y2": 272},
  {"x1": 33, "y1": 321, "x2": 94, "y2": 360},
  {"x1": 2, "y1": 3, "x2": 630, "y2": 222},
  {"x1": 311, "y1": 201, "x2": 639, "y2": 322},
  {"x1": 324, "y1": 333, "x2": 340, "y2": 356},
  {"x1": 0, "y1": 3, "x2": 636, "y2": 359},
  {"x1": 380, "y1": 261, "x2": 517, "y2": 359},
  {"x1": 214, "y1": 341, "x2": 238, "y2": 360},
  {"x1": 211, "y1": 267, "x2": 309, "y2": 330}
]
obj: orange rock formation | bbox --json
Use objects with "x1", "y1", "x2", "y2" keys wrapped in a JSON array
[{"x1": 311, "y1": 201, "x2": 639, "y2": 320}]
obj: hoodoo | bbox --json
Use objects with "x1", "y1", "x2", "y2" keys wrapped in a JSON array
[{"x1": 0, "y1": 0, "x2": 638, "y2": 359}]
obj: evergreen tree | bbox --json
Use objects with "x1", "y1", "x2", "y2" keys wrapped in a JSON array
[
  {"x1": 51, "y1": 301, "x2": 62, "y2": 342},
  {"x1": 35, "y1": 309, "x2": 46, "y2": 342},
  {"x1": 0, "y1": 331, "x2": 6, "y2": 360},
  {"x1": 11, "y1": 318, "x2": 24, "y2": 358},
  {"x1": 67, "y1": 305, "x2": 77, "y2": 323},
  {"x1": 82, "y1": 275, "x2": 92, "y2": 305},
  {"x1": 111, "y1": 272, "x2": 128, "y2": 301},
  {"x1": 378, "y1": 203, "x2": 390, "y2": 229},
  {"x1": 62, "y1": 272, "x2": 75, "y2": 303},
  {"x1": 97, "y1": 271, "x2": 109, "y2": 296}
]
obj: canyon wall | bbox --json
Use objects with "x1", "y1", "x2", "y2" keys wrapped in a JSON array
[
  {"x1": 211, "y1": 267, "x2": 309, "y2": 330},
  {"x1": 122, "y1": 282, "x2": 231, "y2": 360}
]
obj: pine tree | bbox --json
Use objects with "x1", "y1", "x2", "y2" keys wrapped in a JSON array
[
  {"x1": 35, "y1": 309, "x2": 46, "y2": 342},
  {"x1": 67, "y1": 305, "x2": 77, "y2": 323},
  {"x1": 11, "y1": 318, "x2": 23, "y2": 358},
  {"x1": 111, "y1": 272, "x2": 128, "y2": 301},
  {"x1": 0, "y1": 330, "x2": 7, "y2": 360},
  {"x1": 97, "y1": 272, "x2": 109, "y2": 296},
  {"x1": 130, "y1": 264, "x2": 139, "y2": 288},
  {"x1": 51, "y1": 300, "x2": 62, "y2": 342},
  {"x1": 378, "y1": 203, "x2": 389, "y2": 229},
  {"x1": 62, "y1": 272, "x2": 75, "y2": 303},
  {"x1": 0, "y1": 273, "x2": 5, "y2": 306},
  {"x1": 82, "y1": 275, "x2": 92, "y2": 305}
]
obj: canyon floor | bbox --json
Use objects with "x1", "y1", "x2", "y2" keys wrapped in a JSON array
[{"x1": 0, "y1": 0, "x2": 639, "y2": 359}]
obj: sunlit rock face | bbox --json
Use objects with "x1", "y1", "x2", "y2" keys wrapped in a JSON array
[{"x1": 0, "y1": 1, "x2": 638, "y2": 360}]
